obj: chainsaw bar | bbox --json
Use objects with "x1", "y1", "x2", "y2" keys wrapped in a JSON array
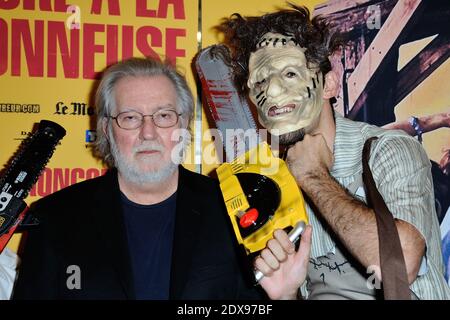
[
  {"x1": 0, "y1": 120, "x2": 66, "y2": 239},
  {"x1": 195, "y1": 45, "x2": 261, "y2": 161}
]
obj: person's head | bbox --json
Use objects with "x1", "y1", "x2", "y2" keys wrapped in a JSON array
[
  {"x1": 220, "y1": 3, "x2": 340, "y2": 144},
  {"x1": 95, "y1": 57, "x2": 194, "y2": 184}
]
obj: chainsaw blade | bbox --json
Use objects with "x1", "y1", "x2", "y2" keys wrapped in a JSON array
[
  {"x1": 195, "y1": 45, "x2": 261, "y2": 161},
  {"x1": 0, "y1": 120, "x2": 66, "y2": 236}
]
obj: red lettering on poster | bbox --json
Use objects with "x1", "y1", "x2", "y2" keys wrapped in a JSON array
[
  {"x1": 106, "y1": 24, "x2": 118, "y2": 67},
  {"x1": 32, "y1": 167, "x2": 53, "y2": 197},
  {"x1": 0, "y1": 0, "x2": 19, "y2": 10},
  {"x1": 166, "y1": 28, "x2": 185, "y2": 65},
  {"x1": 53, "y1": 168, "x2": 70, "y2": 191},
  {"x1": 0, "y1": 0, "x2": 68, "y2": 11},
  {"x1": 2, "y1": 7, "x2": 187, "y2": 78},
  {"x1": 26, "y1": 0, "x2": 68, "y2": 11},
  {"x1": 29, "y1": 168, "x2": 108, "y2": 197},
  {"x1": 70, "y1": 168, "x2": 85, "y2": 184},
  {"x1": 0, "y1": 19, "x2": 7, "y2": 75},
  {"x1": 86, "y1": 168, "x2": 103, "y2": 180},
  {"x1": 11, "y1": 19, "x2": 44, "y2": 77},
  {"x1": 47, "y1": 21, "x2": 79, "y2": 78},
  {"x1": 83, "y1": 23, "x2": 104, "y2": 79},
  {"x1": 136, "y1": 26, "x2": 162, "y2": 61},
  {"x1": 90, "y1": 0, "x2": 120, "y2": 16},
  {"x1": 159, "y1": 0, "x2": 185, "y2": 19},
  {"x1": 122, "y1": 25, "x2": 134, "y2": 61},
  {"x1": 136, "y1": 0, "x2": 185, "y2": 19}
]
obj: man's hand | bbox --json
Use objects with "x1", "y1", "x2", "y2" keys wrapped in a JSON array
[
  {"x1": 254, "y1": 225, "x2": 312, "y2": 300},
  {"x1": 286, "y1": 134, "x2": 333, "y2": 188}
]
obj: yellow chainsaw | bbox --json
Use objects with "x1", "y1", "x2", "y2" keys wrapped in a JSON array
[{"x1": 196, "y1": 45, "x2": 308, "y2": 282}]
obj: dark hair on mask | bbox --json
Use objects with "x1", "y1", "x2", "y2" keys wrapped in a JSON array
[{"x1": 218, "y1": 3, "x2": 340, "y2": 94}]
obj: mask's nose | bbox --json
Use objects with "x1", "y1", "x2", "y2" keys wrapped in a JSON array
[{"x1": 266, "y1": 76, "x2": 284, "y2": 98}]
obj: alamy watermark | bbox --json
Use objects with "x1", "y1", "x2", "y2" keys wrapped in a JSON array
[
  {"x1": 171, "y1": 126, "x2": 282, "y2": 173},
  {"x1": 66, "y1": 265, "x2": 81, "y2": 290},
  {"x1": 366, "y1": 265, "x2": 382, "y2": 290},
  {"x1": 366, "y1": 5, "x2": 381, "y2": 30},
  {"x1": 66, "y1": 5, "x2": 81, "y2": 30}
]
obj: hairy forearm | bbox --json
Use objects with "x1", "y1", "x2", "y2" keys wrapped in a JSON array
[
  {"x1": 300, "y1": 170, "x2": 424, "y2": 283},
  {"x1": 302, "y1": 170, "x2": 380, "y2": 269}
]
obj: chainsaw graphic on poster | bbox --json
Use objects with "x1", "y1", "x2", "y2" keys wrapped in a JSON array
[{"x1": 0, "y1": 120, "x2": 66, "y2": 253}]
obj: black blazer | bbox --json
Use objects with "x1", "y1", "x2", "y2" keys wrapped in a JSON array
[{"x1": 13, "y1": 166, "x2": 264, "y2": 300}]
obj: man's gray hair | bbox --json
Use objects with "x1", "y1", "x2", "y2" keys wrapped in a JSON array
[{"x1": 94, "y1": 57, "x2": 194, "y2": 167}]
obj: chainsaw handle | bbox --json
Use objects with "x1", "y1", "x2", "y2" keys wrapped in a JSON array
[{"x1": 254, "y1": 221, "x2": 306, "y2": 282}]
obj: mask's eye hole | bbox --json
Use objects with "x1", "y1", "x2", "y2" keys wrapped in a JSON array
[
  {"x1": 285, "y1": 71, "x2": 297, "y2": 78},
  {"x1": 255, "y1": 78, "x2": 266, "y2": 87}
]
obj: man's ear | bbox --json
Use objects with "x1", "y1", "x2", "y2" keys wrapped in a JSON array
[
  {"x1": 323, "y1": 70, "x2": 340, "y2": 99},
  {"x1": 102, "y1": 118, "x2": 110, "y2": 141}
]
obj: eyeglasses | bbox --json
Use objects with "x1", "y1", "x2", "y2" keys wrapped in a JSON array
[{"x1": 109, "y1": 109, "x2": 182, "y2": 130}]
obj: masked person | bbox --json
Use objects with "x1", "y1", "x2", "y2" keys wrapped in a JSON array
[
  {"x1": 221, "y1": 4, "x2": 450, "y2": 299},
  {"x1": 12, "y1": 57, "x2": 264, "y2": 300}
]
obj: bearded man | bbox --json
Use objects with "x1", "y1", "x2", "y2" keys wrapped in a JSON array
[
  {"x1": 13, "y1": 57, "x2": 264, "y2": 300},
  {"x1": 221, "y1": 4, "x2": 450, "y2": 300}
]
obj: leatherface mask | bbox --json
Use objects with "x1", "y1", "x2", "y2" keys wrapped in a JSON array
[{"x1": 247, "y1": 33, "x2": 324, "y2": 141}]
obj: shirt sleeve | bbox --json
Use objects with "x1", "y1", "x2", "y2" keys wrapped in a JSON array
[{"x1": 369, "y1": 134, "x2": 437, "y2": 265}]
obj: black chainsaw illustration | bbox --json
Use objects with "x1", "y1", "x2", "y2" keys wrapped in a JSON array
[{"x1": 0, "y1": 120, "x2": 66, "y2": 253}]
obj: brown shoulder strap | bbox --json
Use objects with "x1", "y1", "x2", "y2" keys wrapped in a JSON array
[{"x1": 362, "y1": 137, "x2": 411, "y2": 300}]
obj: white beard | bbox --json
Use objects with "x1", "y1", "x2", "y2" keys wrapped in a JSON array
[{"x1": 108, "y1": 129, "x2": 187, "y2": 185}]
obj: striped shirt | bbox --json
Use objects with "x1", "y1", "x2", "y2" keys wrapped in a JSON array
[{"x1": 300, "y1": 112, "x2": 450, "y2": 299}]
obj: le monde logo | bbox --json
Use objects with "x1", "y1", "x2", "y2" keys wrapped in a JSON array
[{"x1": 55, "y1": 102, "x2": 95, "y2": 116}]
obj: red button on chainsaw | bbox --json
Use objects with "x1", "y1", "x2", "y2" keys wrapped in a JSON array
[{"x1": 239, "y1": 208, "x2": 259, "y2": 228}]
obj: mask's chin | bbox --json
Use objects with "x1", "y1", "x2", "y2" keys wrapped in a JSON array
[{"x1": 268, "y1": 112, "x2": 321, "y2": 146}]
